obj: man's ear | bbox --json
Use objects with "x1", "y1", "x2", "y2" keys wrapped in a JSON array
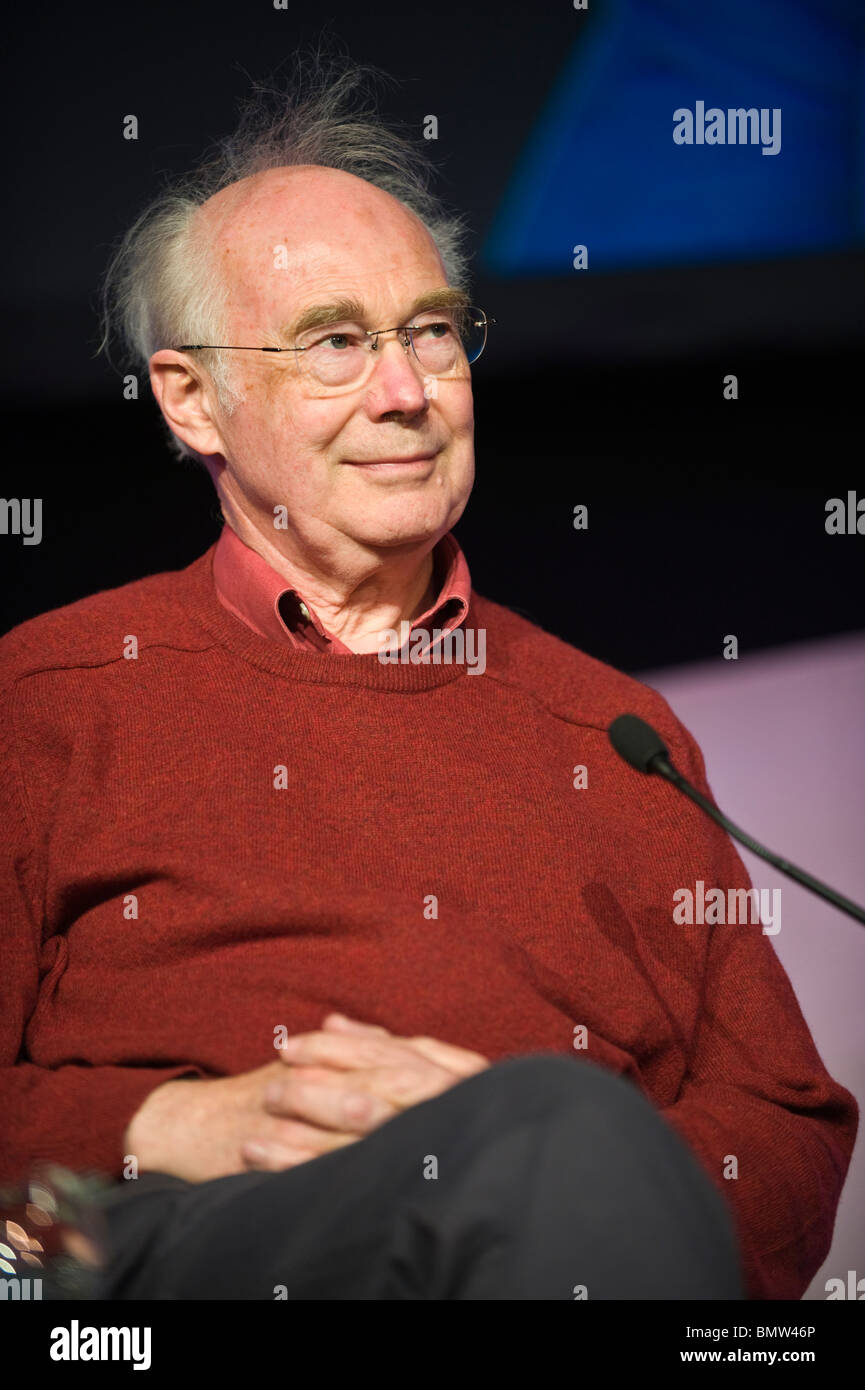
[{"x1": 149, "y1": 350, "x2": 228, "y2": 457}]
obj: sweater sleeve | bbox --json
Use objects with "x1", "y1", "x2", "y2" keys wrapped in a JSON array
[
  {"x1": 0, "y1": 673, "x2": 206, "y2": 1187},
  {"x1": 657, "y1": 720, "x2": 859, "y2": 1301}
]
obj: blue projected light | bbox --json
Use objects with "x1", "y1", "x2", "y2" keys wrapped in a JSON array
[{"x1": 483, "y1": 0, "x2": 865, "y2": 275}]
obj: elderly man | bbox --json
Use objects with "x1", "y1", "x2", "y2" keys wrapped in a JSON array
[{"x1": 0, "y1": 64, "x2": 856, "y2": 1302}]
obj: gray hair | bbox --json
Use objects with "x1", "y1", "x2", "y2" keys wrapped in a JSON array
[{"x1": 97, "y1": 49, "x2": 473, "y2": 461}]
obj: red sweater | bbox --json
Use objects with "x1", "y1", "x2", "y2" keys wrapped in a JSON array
[{"x1": 0, "y1": 538, "x2": 857, "y2": 1300}]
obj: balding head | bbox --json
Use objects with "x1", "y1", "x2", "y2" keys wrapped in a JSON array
[{"x1": 194, "y1": 165, "x2": 448, "y2": 354}]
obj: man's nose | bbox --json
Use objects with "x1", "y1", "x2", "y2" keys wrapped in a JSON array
[{"x1": 366, "y1": 332, "x2": 430, "y2": 411}]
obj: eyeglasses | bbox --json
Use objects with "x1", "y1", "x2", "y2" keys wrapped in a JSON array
[{"x1": 174, "y1": 306, "x2": 494, "y2": 392}]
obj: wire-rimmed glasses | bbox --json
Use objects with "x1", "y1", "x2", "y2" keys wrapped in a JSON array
[{"x1": 173, "y1": 306, "x2": 494, "y2": 392}]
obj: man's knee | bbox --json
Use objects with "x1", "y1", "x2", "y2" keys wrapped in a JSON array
[
  {"x1": 453, "y1": 1051, "x2": 649, "y2": 1124},
  {"x1": 421, "y1": 1052, "x2": 656, "y2": 1167},
  {"x1": 442, "y1": 1052, "x2": 714, "y2": 1197}
]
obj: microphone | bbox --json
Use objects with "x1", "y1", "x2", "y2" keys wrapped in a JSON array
[{"x1": 608, "y1": 713, "x2": 865, "y2": 927}]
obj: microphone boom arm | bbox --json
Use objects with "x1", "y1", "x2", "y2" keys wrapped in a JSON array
[{"x1": 607, "y1": 713, "x2": 865, "y2": 927}]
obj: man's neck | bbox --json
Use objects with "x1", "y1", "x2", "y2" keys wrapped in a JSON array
[{"x1": 223, "y1": 508, "x2": 438, "y2": 655}]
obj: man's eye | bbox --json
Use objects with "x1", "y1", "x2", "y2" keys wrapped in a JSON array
[
  {"x1": 311, "y1": 329, "x2": 364, "y2": 351},
  {"x1": 416, "y1": 321, "x2": 455, "y2": 340}
]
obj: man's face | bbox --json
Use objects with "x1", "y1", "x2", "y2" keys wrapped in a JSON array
[{"x1": 180, "y1": 166, "x2": 475, "y2": 563}]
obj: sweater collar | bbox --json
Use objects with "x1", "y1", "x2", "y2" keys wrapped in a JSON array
[{"x1": 178, "y1": 532, "x2": 481, "y2": 692}]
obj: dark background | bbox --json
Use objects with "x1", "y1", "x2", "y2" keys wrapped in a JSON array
[{"x1": 2, "y1": 0, "x2": 863, "y2": 672}]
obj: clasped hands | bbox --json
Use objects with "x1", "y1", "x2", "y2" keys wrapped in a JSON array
[
  {"x1": 125, "y1": 1012, "x2": 491, "y2": 1182},
  {"x1": 244, "y1": 1013, "x2": 491, "y2": 1172}
]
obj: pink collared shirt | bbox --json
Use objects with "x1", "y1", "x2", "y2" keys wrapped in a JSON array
[{"x1": 212, "y1": 522, "x2": 471, "y2": 655}]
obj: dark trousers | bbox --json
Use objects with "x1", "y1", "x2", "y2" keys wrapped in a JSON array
[{"x1": 93, "y1": 1055, "x2": 745, "y2": 1300}]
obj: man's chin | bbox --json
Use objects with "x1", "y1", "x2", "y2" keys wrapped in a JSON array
[
  {"x1": 352, "y1": 527, "x2": 443, "y2": 553},
  {"x1": 337, "y1": 509, "x2": 448, "y2": 550}
]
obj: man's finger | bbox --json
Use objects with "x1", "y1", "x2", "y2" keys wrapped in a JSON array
[
  {"x1": 241, "y1": 1141, "x2": 317, "y2": 1171},
  {"x1": 263, "y1": 1073, "x2": 397, "y2": 1132},
  {"x1": 276, "y1": 1029, "x2": 405, "y2": 1071},
  {"x1": 319, "y1": 1016, "x2": 487, "y2": 1076},
  {"x1": 403, "y1": 1034, "x2": 491, "y2": 1077},
  {"x1": 322, "y1": 1012, "x2": 391, "y2": 1035}
]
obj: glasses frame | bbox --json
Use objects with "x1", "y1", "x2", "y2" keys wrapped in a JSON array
[{"x1": 173, "y1": 307, "x2": 495, "y2": 383}]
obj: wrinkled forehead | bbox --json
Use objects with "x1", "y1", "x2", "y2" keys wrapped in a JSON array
[{"x1": 194, "y1": 165, "x2": 446, "y2": 331}]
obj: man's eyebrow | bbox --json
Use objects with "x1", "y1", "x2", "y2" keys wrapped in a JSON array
[{"x1": 285, "y1": 287, "x2": 471, "y2": 340}]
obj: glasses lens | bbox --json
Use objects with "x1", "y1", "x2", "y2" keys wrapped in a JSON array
[
  {"x1": 297, "y1": 325, "x2": 369, "y2": 387},
  {"x1": 296, "y1": 308, "x2": 489, "y2": 389},
  {"x1": 460, "y1": 307, "x2": 489, "y2": 365},
  {"x1": 412, "y1": 307, "x2": 487, "y2": 374}
]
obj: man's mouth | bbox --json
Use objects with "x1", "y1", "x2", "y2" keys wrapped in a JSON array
[
  {"x1": 343, "y1": 452, "x2": 440, "y2": 471},
  {"x1": 344, "y1": 453, "x2": 438, "y2": 466}
]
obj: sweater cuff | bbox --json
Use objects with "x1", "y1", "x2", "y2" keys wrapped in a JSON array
[{"x1": 1, "y1": 1063, "x2": 208, "y2": 1187}]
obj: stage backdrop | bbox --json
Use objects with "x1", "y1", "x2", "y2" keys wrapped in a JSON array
[{"x1": 642, "y1": 629, "x2": 865, "y2": 1299}]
